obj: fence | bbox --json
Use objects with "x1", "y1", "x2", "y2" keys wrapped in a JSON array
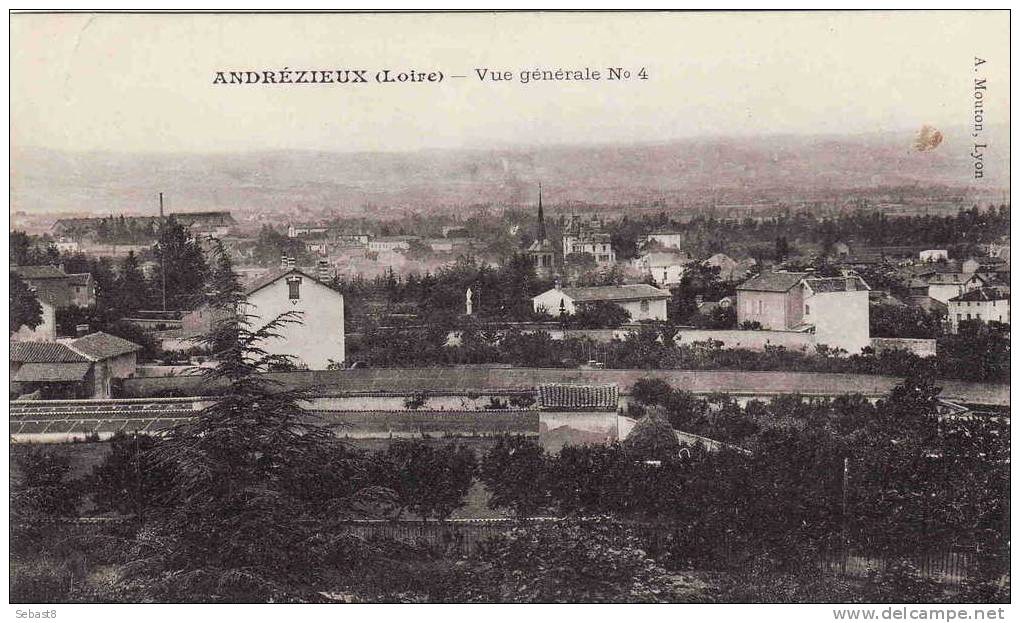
[{"x1": 29, "y1": 516, "x2": 992, "y2": 585}]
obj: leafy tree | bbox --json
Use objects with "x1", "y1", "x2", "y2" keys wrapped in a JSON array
[
  {"x1": 870, "y1": 303, "x2": 944, "y2": 339},
  {"x1": 89, "y1": 433, "x2": 175, "y2": 520},
  {"x1": 936, "y1": 320, "x2": 1010, "y2": 383},
  {"x1": 622, "y1": 408, "x2": 681, "y2": 462},
  {"x1": 465, "y1": 520, "x2": 686, "y2": 603},
  {"x1": 151, "y1": 216, "x2": 207, "y2": 311},
  {"x1": 630, "y1": 377, "x2": 674, "y2": 407},
  {"x1": 548, "y1": 443, "x2": 632, "y2": 516},
  {"x1": 10, "y1": 272, "x2": 42, "y2": 334},
  {"x1": 114, "y1": 251, "x2": 151, "y2": 314},
  {"x1": 11, "y1": 448, "x2": 80, "y2": 519},
  {"x1": 375, "y1": 441, "x2": 476, "y2": 521},
  {"x1": 10, "y1": 231, "x2": 59, "y2": 266},
  {"x1": 251, "y1": 225, "x2": 309, "y2": 267},
  {"x1": 564, "y1": 300, "x2": 631, "y2": 329},
  {"x1": 479, "y1": 436, "x2": 549, "y2": 520}
]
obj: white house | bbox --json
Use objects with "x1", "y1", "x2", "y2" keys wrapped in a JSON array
[
  {"x1": 736, "y1": 272, "x2": 871, "y2": 353},
  {"x1": 633, "y1": 251, "x2": 692, "y2": 286},
  {"x1": 244, "y1": 268, "x2": 345, "y2": 369},
  {"x1": 947, "y1": 287, "x2": 1010, "y2": 333},
  {"x1": 924, "y1": 272, "x2": 986, "y2": 304},
  {"x1": 919, "y1": 249, "x2": 949, "y2": 262},
  {"x1": 532, "y1": 284, "x2": 671, "y2": 322},
  {"x1": 800, "y1": 276, "x2": 871, "y2": 353}
]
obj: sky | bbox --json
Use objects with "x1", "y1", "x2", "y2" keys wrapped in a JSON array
[{"x1": 10, "y1": 11, "x2": 1010, "y2": 154}]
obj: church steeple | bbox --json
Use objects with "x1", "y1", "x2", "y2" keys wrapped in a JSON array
[{"x1": 537, "y1": 183, "x2": 546, "y2": 243}]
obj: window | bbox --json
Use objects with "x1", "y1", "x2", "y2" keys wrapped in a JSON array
[
  {"x1": 640, "y1": 300, "x2": 650, "y2": 313},
  {"x1": 805, "y1": 304, "x2": 811, "y2": 316},
  {"x1": 287, "y1": 277, "x2": 301, "y2": 300}
]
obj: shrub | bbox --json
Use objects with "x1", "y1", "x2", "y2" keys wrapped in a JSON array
[{"x1": 462, "y1": 520, "x2": 695, "y2": 603}]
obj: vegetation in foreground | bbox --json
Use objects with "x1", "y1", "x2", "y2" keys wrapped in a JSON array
[{"x1": 9, "y1": 244, "x2": 1009, "y2": 603}]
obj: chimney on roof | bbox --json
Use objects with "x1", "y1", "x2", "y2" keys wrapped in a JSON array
[
  {"x1": 75, "y1": 324, "x2": 90, "y2": 337},
  {"x1": 554, "y1": 278, "x2": 561, "y2": 291},
  {"x1": 846, "y1": 277, "x2": 856, "y2": 291},
  {"x1": 317, "y1": 259, "x2": 331, "y2": 282}
]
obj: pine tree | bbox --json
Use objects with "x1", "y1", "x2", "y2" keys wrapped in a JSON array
[
  {"x1": 125, "y1": 243, "x2": 385, "y2": 602},
  {"x1": 115, "y1": 251, "x2": 150, "y2": 314},
  {"x1": 152, "y1": 216, "x2": 207, "y2": 310}
]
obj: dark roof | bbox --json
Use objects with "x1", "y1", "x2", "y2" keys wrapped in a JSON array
[
  {"x1": 949, "y1": 287, "x2": 1010, "y2": 303},
  {"x1": 10, "y1": 342, "x2": 89, "y2": 363},
  {"x1": 70, "y1": 332, "x2": 142, "y2": 360},
  {"x1": 907, "y1": 296, "x2": 948, "y2": 314},
  {"x1": 171, "y1": 211, "x2": 236, "y2": 225},
  {"x1": 926, "y1": 272, "x2": 983, "y2": 286},
  {"x1": 736, "y1": 272, "x2": 807, "y2": 292},
  {"x1": 14, "y1": 362, "x2": 91, "y2": 383},
  {"x1": 803, "y1": 276, "x2": 870, "y2": 293},
  {"x1": 538, "y1": 384, "x2": 618, "y2": 410},
  {"x1": 558, "y1": 284, "x2": 671, "y2": 302},
  {"x1": 12, "y1": 265, "x2": 68, "y2": 280},
  {"x1": 244, "y1": 268, "x2": 339, "y2": 297}
]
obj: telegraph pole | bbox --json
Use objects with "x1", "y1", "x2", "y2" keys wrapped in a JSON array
[{"x1": 159, "y1": 192, "x2": 167, "y2": 312}]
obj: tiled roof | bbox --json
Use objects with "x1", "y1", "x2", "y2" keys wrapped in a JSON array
[
  {"x1": 538, "y1": 384, "x2": 618, "y2": 410},
  {"x1": 12, "y1": 265, "x2": 67, "y2": 280},
  {"x1": 69, "y1": 332, "x2": 142, "y2": 360},
  {"x1": 558, "y1": 284, "x2": 671, "y2": 302},
  {"x1": 949, "y1": 287, "x2": 1010, "y2": 303},
  {"x1": 244, "y1": 267, "x2": 335, "y2": 297},
  {"x1": 13, "y1": 362, "x2": 91, "y2": 383},
  {"x1": 10, "y1": 342, "x2": 88, "y2": 363},
  {"x1": 736, "y1": 272, "x2": 807, "y2": 292}
]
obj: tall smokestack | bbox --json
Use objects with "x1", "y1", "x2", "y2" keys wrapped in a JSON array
[{"x1": 537, "y1": 183, "x2": 546, "y2": 243}]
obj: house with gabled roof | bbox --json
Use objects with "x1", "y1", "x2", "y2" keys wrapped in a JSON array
[
  {"x1": 634, "y1": 250, "x2": 692, "y2": 286},
  {"x1": 947, "y1": 286, "x2": 1010, "y2": 334},
  {"x1": 10, "y1": 331, "x2": 141, "y2": 399},
  {"x1": 736, "y1": 272, "x2": 872, "y2": 352},
  {"x1": 532, "y1": 283, "x2": 671, "y2": 322},
  {"x1": 243, "y1": 267, "x2": 345, "y2": 369},
  {"x1": 11, "y1": 264, "x2": 74, "y2": 308}
]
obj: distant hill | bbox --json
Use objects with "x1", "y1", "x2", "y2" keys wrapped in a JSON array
[{"x1": 10, "y1": 126, "x2": 1009, "y2": 221}]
